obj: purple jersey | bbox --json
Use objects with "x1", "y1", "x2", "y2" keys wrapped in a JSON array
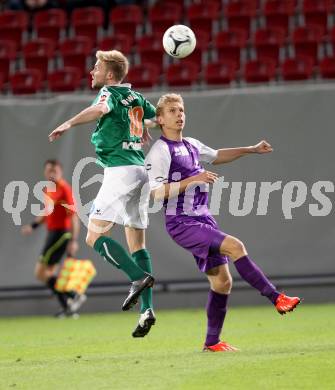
[
  {"x1": 145, "y1": 136, "x2": 218, "y2": 217},
  {"x1": 146, "y1": 136, "x2": 228, "y2": 273}
]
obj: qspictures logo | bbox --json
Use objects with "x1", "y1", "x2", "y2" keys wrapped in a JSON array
[{"x1": 2, "y1": 157, "x2": 334, "y2": 228}]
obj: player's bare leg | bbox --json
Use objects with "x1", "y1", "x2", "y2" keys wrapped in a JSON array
[
  {"x1": 202, "y1": 265, "x2": 239, "y2": 352},
  {"x1": 219, "y1": 235, "x2": 301, "y2": 314},
  {"x1": 35, "y1": 263, "x2": 58, "y2": 283},
  {"x1": 86, "y1": 219, "x2": 154, "y2": 311},
  {"x1": 125, "y1": 227, "x2": 156, "y2": 337}
]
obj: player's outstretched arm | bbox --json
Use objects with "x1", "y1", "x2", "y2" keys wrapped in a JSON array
[
  {"x1": 212, "y1": 140, "x2": 273, "y2": 165},
  {"x1": 48, "y1": 104, "x2": 107, "y2": 142},
  {"x1": 152, "y1": 171, "x2": 218, "y2": 201},
  {"x1": 67, "y1": 214, "x2": 80, "y2": 257},
  {"x1": 21, "y1": 215, "x2": 45, "y2": 235}
]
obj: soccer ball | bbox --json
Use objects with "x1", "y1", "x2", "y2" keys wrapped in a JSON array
[{"x1": 162, "y1": 25, "x2": 196, "y2": 59}]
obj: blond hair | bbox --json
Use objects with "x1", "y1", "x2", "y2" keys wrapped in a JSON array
[
  {"x1": 96, "y1": 50, "x2": 129, "y2": 82},
  {"x1": 156, "y1": 93, "x2": 184, "y2": 117}
]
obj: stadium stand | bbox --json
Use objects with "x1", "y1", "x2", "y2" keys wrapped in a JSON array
[
  {"x1": 23, "y1": 38, "x2": 56, "y2": 80},
  {"x1": 9, "y1": 69, "x2": 43, "y2": 94},
  {"x1": 0, "y1": 10, "x2": 29, "y2": 49},
  {"x1": 0, "y1": 39, "x2": 16, "y2": 82},
  {"x1": 33, "y1": 9, "x2": 67, "y2": 42},
  {"x1": 1, "y1": 0, "x2": 335, "y2": 94},
  {"x1": 48, "y1": 67, "x2": 82, "y2": 92},
  {"x1": 71, "y1": 6, "x2": 104, "y2": 45}
]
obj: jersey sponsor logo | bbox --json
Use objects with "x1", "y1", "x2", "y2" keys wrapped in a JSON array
[
  {"x1": 122, "y1": 141, "x2": 142, "y2": 151},
  {"x1": 174, "y1": 146, "x2": 189, "y2": 157},
  {"x1": 97, "y1": 91, "x2": 111, "y2": 105}
]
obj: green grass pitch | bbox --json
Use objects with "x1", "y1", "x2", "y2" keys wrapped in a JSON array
[{"x1": 1, "y1": 303, "x2": 334, "y2": 390}]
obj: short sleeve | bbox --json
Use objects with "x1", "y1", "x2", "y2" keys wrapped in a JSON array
[
  {"x1": 62, "y1": 181, "x2": 76, "y2": 214},
  {"x1": 145, "y1": 140, "x2": 171, "y2": 190},
  {"x1": 185, "y1": 137, "x2": 218, "y2": 164},
  {"x1": 142, "y1": 98, "x2": 156, "y2": 120},
  {"x1": 91, "y1": 87, "x2": 114, "y2": 114}
]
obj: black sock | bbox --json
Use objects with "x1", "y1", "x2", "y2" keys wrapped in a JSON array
[
  {"x1": 47, "y1": 276, "x2": 68, "y2": 309},
  {"x1": 65, "y1": 291, "x2": 76, "y2": 299}
]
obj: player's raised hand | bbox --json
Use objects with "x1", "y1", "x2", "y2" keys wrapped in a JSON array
[
  {"x1": 193, "y1": 171, "x2": 219, "y2": 184},
  {"x1": 253, "y1": 140, "x2": 273, "y2": 154},
  {"x1": 48, "y1": 122, "x2": 71, "y2": 142}
]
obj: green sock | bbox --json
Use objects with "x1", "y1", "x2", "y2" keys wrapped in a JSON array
[
  {"x1": 94, "y1": 236, "x2": 145, "y2": 282},
  {"x1": 132, "y1": 249, "x2": 153, "y2": 313}
]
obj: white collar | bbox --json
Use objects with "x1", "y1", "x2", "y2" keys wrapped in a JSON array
[{"x1": 105, "y1": 83, "x2": 132, "y2": 88}]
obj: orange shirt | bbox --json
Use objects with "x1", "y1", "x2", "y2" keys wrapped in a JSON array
[{"x1": 44, "y1": 179, "x2": 75, "y2": 231}]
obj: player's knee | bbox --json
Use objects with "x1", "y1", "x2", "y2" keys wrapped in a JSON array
[
  {"x1": 221, "y1": 275, "x2": 233, "y2": 294},
  {"x1": 210, "y1": 275, "x2": 232, "y2": 294},
  {"x1": 223, "y1": 236, "x2": 247, "y2": 260},
  {"x1": 34, "y1": 265, "x2": 46, "y2": 282},
  {"x1": 85, "y1": 232, "x2": 95, "y2": 248}
]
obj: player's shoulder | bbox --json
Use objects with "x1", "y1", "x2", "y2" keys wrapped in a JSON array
[
  {"x1": 184, "y1": 136, "x2": 202, "y2": 148},
  {"x1": 132, "y1": 89, "x2": 149, "y2": 104},
  {"x1": 146, "y1": 139, "x2": 170, "y2": 158},
  {"x1": 98, "y1": 86, "x2": 111, "y2": 95},
  {"x1": 95, "y1": 86, "x2": 113, "y2": 102},
  {"x1": 59, "y1": 179, "x2": 72, "y2": 192}
]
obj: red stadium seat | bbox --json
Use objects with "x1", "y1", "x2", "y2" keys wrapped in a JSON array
[
  {"x1": 191, "y1": 0, "x2": 222, "y2": 9},
  {"x1": 264, "y1": 0, "x2": 296, "y2": 36},
  {"x1": 166, "y1": 62, "x2": 198, "y2": 86},
  {"x1": 328, "y1": 26, "x2": 335, "y2": 52},
  {"x1": 23, "y1": 38, "x2": 56, "y2": 80},
  {"x1": 0, "y1": 11, "x2": 29, "y2": 48},
  {"x1": 254, "y1": 27, "x2": 286, "y2": 65},
  {"x1": 215, "y1": 29, "x2": 248, "y2": 69},
  {"x1": 110, "y1": 5, "x2": 143, "y2": 42},
  {"x1": 126, "y1": 64, "x2": 160, "y2": 88},
  {"x1": 204, "y1": 60, "x2": 238, "y2": 85},
  {"x1": 59, "y1": 37, "x2": 94, "y2": 78},
  {"x1": 48, "y1": 67, "x2": 82, "y2": 92},
  {"x1": 281, "y1": 56, "x2": 314, "y2": 81},
  {"x1": 0, "y1": 73, "x2": 4, "y2": 92},
  {"x1": 319, "y1": 56, "x2": 335, "y2": 79},
  {"x1": 0, "y1": 40, "x2": 16, "y2": 82},
  {"x1": 244, "y1": 58, "x2": 277, "y2": 82},
  {"x1": 137, "y1": 34, "x2": 164, "y2": 73},
  {"x1": 148, "y1": 3, "x2": 182, "y2": 35},
  {"x1": 98, "y1": 34, "x2": 132, "y2": 55},
  {"x1": 71, "y1": 7, "x2": 104, "y2": 44},
  {"x1": 292, "y1": 26, "x2": 324, "y2": 65},
  {"x1": 224, "y1": 2, "x2": 257, "y2": 38},
  {"x1": 182, "y1": 31, "x2": 210, "y2": 72},
  {"x1": 34, "y1": 9, "x2": 67, "y2": 42},
  {"x1": 302, "y1": 0, "x2": 332, "y2": 34},
  {"x1": 10, "y1": 69, "x2": 43, "y2": 94},
  {"x1": 187, "y1": 2, "x2": 220, "y2": 39},
  {"x1": 157, "y1": 0, "x2": 184, "y2": 6}
]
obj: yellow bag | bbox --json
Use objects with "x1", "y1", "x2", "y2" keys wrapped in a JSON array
[{"x1": 56, "y1": 258, "x2": 96, "y2": 294}]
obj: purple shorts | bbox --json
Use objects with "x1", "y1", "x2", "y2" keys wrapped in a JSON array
[{"x1": 165, "y1": 214, "x2": 229, "y2": 273}]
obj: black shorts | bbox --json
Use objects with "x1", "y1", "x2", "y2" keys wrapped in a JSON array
[{"x1": 39, "y1": 230, "x2": 72, "y2": 266}]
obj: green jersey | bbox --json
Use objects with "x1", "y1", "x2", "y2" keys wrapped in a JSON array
[{"x1": 91, "y1": 84, "x2": 156, "y2": 168}]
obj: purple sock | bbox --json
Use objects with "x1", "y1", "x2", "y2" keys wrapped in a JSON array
[
  {"x1": 234, "y1": 255, "x2": 280, "y2": 304},
  {"x1": 205, "y1": 290, "x2": 229, "y2": 347}
]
